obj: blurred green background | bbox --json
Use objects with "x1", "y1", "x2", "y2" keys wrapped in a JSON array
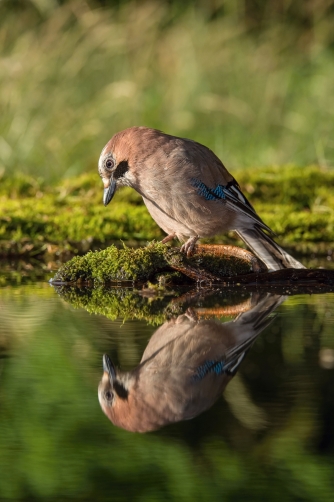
[{"x1": 0, "y1": 0, "x2": 333, "y2": 182}]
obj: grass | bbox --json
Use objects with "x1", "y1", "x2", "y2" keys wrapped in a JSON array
[{"x1": 0, "y1": 0, "x2": 333, "y2": 184}]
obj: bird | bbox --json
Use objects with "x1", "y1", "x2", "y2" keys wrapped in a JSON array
[
  {"x1": 98, "y1": 126, "x2": 305, "y2": 271},
  {"x1": 98, "y1": 293, "x2": 286, "y2": 432}
]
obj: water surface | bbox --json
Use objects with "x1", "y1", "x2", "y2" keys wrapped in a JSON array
[{"x1": 1, "y1": 269, "x2": 334, "y2": 501}]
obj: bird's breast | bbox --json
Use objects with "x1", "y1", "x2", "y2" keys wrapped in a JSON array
[{"x1": 141, "y1": 188, "x2": 237, "y2": 239}]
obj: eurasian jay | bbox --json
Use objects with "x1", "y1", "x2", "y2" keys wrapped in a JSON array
[
  {"x1": 98, "y1": 293, "x2": 285, "y2": 432},
  {"x1": 98, "y1": 127, "x2": 304, "y2": 271}
]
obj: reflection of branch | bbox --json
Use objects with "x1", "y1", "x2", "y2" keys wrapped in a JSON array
[
  {"x1": 218, "y1": 268, "x2": 334, "y2": 293},
  {"x1": 194, "y1": 298, "x2": 253, "y2": 318}
]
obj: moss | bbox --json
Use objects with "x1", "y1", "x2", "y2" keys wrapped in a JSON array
[
  {"x1": 52, "y1": 285, "x2": 179, "y2": 325},
  {"x1": 0, "y1": 175, "x2": 162, "y2": 259},
  {"x1": 52, "y1": 242, "x2": 170, "y2": 284},
  {"x1": 1, "y1": 166, "x2": 334, "y2": 260},
  {"x1": 52, "y1": 282, "x2": 260, "y2": 324},
  {"x1": 51, "y1": 242, "x2": 261, "y2": 285},
  {"x1": 237, "y1": 165, "x2": 334, "y2": 211}
]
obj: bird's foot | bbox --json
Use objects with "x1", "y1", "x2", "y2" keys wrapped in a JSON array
[
  {"x1": 180, "y1": 236, "x2": 199, "y2": 257},
  {"x1": 161, "y1": 234, "x2": 176, "y2": 244},
  {"x1": 185, "y1": 307, "x2": 199, "y2": 322}
]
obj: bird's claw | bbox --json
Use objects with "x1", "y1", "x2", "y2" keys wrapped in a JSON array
[
  {"x1": 185, "y1": 307, "x2": 199, "y2": 322},
  {"x1": 180, "y1": 236, "x2": 199, "y2": 257}
]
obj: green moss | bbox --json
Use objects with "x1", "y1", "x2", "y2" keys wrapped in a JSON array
[
  {"x1": 52, "y1": 242, "x2": 170, "y2": 284},
  {"x1": 1, "y1": 166, "x2": 334, "y2": 260},
  {"x1": 52, "y1": 285, "x2": 178, "y2": 324},
  {"x1": 237, "y1": 165, "x2": 334, "y2": 210},
  {"x1": 51, "y1": 242, "x2": 260, "y2": 285},
  {"x1": 0, "y1": 174, "x2": 162, "y2": 258}
]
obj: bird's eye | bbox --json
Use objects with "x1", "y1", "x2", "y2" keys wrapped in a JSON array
[
  {"x1": 105, "y1": 159, "x2": 114, "y2": 169},
  {"x1": 105, "y1": 390, "x2": 114, "y2": 402}
]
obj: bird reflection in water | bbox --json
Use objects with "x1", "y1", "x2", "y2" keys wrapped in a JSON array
[{"x1": 98, "y1": 293, "x2": 285, "y2": 432}]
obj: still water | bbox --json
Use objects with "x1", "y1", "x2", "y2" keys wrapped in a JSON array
[{"x1": 1, "y1": 268, "x2": 334, "y2": 501}]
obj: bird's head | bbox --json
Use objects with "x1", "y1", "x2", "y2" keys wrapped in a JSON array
[
  {"x1": 98, "y1": 353, "x2": 130, "y2": 417},
  {"x1": 98, "y1": 127, "x2": 155, "y2": 206},
  {"x1": 98, "y1": 126, "x2": 171, "y2": 206},
  {"x1": 98, "y1": 353, "x2": 117, "y2": 408},
  {"x1": 98, "y1": 353, "x2": 176, "y2": 433},
  {"x1": 98, "y1": 140, "x2": 132, "y2": 206}
]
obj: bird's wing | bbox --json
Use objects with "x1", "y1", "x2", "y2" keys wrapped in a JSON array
[
  {"x1": 137, "y1": 136, "x2": 272, "y2": 234},
  {"x1": 184, "y1": 140, "x2": 273, "y2": 233}
]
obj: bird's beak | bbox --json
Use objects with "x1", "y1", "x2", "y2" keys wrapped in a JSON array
[
  {"x1": 102, "y1": 353, "x2": 116, "y2": 383},
  {"x1": 103, "y1": 178, "x2": 117, "y2": 206}
]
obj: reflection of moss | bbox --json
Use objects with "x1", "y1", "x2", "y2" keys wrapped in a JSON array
[
  {"x1": 53, "y1": 285, "x2": 176, "y2": 324},
  {"x1": 1, "y1": 166, "x2": 334, "y2": 259},
  {"x1": 52, "y1": 283, "x2": 260, "y2": 324},
  {"x1": 0, "y1": 263, "x2": 53, "y2": 288},
  {"x1": 51, "y1": 243, "x2": 255, "y2": 285}
]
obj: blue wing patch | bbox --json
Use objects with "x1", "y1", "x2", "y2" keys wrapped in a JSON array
[
  {"x1": 193, "y1": 352, "x2": 247, "y2": 381},
  {"x1": 193, "y1": 360, "x2": 226, "y2": 381},
  {"x1": 191, "y1": 178, "x2": 226, "y2": 201},
  {"x1": 190, "y1": 177, "x2": 261, "y2": 224}
]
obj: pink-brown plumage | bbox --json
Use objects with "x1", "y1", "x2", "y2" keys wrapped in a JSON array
[{"x1": 98, "y1": 126, "x2": 304, "y2": 270}]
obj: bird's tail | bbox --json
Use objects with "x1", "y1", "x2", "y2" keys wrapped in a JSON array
[
  {"x1": 224, "y1": 293, "x2": 286, "y2": 374},
  {"x1": 236, "y1": 226, "x2": 305, "y2": 271}
]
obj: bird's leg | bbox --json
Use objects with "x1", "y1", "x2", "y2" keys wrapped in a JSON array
[
  {"x1": 180, "y1": 236, "x2": 199, "y2": 256},
  {"x1": 161, "y1": 233, "x2": 176, "y2": 244}
]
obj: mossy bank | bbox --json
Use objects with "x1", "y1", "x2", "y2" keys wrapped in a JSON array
[{"x1": 1, "y1": 165, "x2": 334, "y2": 260}]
